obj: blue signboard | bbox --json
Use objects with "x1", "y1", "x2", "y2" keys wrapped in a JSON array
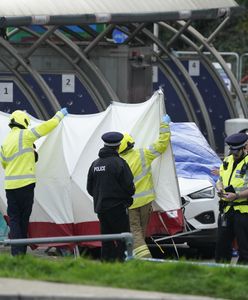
[{"x1": 112, "y1": 29, "x2": 128, "y2": 44}]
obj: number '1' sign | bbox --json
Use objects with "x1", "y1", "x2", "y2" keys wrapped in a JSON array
[{"x1": 0, "y1": 82, "x2": 13, "y2": 102}]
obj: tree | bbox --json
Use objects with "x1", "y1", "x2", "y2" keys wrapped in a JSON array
[{"x1": 212, "y1": 0, "x2": 248, "y2": 53}]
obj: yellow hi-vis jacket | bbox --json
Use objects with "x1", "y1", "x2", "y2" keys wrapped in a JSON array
[
  {"x1": 218, "y1": 154, "x2": 248, "y2": 213},
  {"x1": 120, "y1": 122, "x2": 171, "y2": 209},
  {"x1": 0, "y1": 111, "x2": 65, "y2": 190}
]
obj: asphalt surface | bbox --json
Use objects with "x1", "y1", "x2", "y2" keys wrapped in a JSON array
[{"x1": 0, "y1": 245, "x2": 226, "y2": 300}]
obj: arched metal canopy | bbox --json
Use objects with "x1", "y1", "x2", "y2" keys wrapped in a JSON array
[
  {"x1": 0, "y1": 0, "x2": 240, "y2": 27},
  {"x1": 0, "y1": 0, "x2": 245, "y2": 153}
]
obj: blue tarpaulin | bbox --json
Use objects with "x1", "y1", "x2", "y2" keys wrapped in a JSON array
[{"x1": 170, "y1": 123, "x2": 222, "y2": 183}]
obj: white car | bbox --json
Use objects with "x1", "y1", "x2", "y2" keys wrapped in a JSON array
[
  {"x1": 179, "y1": 177, "x2": 218, "y2": 231},
  {"x1": 170, "y1": 122, "x2": 220, "y2": 254},
  {"x1": 148, "y1": 177, "x2": 219, "y2": 258},
  {"x1": 148, "y1": 122, "x2": 221, "y2": 258},
  {"x1": 178, "y1": 177, "x2": 219, "y2": 252}
]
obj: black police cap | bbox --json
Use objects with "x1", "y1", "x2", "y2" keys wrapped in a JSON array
[
  {"x1": 225, "y1": 133, "x2": 248, "y2": 150},
  {"x1": 101, "y1": 131, "x2": 123, "y2": 147}
]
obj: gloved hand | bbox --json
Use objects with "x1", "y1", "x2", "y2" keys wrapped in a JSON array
[
  {"x1": 162, "y1": 114, "x2": 171, "y2": 124},
  {"x1": 60, "y1": 107, "x2": 68, "y2": 116}
]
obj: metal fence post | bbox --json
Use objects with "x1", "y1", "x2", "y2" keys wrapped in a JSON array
[
  {"x1": 121, "y1": 232, "x2": 133, "y2": 260},
  {"x1": 0, "y1": 233, "x2": 134, "y2": 260}
]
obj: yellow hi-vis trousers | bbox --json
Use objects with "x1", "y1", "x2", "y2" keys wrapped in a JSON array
[{"x1": 129, "y1": 202, "x2": 152, "y2": 258}]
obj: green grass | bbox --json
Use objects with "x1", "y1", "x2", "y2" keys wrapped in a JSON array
[{"x1": 0, "y1": 254, "x2": 247, "y2": 299}]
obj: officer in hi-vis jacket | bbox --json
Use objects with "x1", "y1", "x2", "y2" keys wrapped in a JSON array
[{"x1": 0, "y1": 108, "x2": 68, "y2": 256}]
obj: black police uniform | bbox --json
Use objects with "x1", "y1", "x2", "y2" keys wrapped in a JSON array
[
  {"x1": 87, "y1": 132, "x2": 135, "y2": 261},
  {"x1": 216, "y1": 133, "x2": 248, "y2": 263}
]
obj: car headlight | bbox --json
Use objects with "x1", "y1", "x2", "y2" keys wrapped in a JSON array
[{"x1": 188, "y1": 186, "x2": 215, "y2": 199}]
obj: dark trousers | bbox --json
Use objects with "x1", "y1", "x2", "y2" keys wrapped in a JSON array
[
  {"x1": 215, "y1": 209, "x2": 248, "y2": 264},
  {"x1": 98, "y1": 204, "x2": 130, "y2": 262},
  {"x1": 6, "y1": 183, "x2": 35, "y2": 256}
]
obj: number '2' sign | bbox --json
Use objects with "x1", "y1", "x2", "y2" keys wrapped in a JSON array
[
  {"x1": 62, "y1": 74, "x2": 75, "y2": 93},
  {"x1": 0, "y1": 83, "x2": 13, "y2": 102}
]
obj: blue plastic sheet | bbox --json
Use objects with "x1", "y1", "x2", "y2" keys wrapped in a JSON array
[{"x1": 170, "y1": 123, "x2": 221, "y2": 183}]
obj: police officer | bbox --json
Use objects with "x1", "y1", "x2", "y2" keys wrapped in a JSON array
[
  {"x1": 119, "y1": 114, "x2": 171, "y2": 258},
  {"x1": 87, "y1": 132, "x2": 135, "y2": 262},
  {"x1": 216, "y1": 132, "x2": 248, "y2": 263},
  {"x1": 0, "y1": 108, "x2": 68, "y2": 256}
]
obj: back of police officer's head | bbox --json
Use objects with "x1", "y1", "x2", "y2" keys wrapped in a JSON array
[
  {"x1": 225, "y1": 132, "x2": 248, "y2": 158},
  {"x1": 101, "y1": 132, "x2": 124, "y2": 151}
]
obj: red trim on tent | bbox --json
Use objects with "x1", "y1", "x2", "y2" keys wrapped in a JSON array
[
  {"x1": 28, "y1": 221, "x2": 101, "y2": 247},
  {"x1": 146, "y1": 209, "x2": 184, "y2": 236},
  {"x1": 4, "y1": 210, "x2": 184, "y2": 248}
]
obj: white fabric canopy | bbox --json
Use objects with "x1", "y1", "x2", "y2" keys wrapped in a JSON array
[
  {"x1": 0, "y1": 0, "x2": 238, "y2": 26},
  {"x1": 0, "y1": 90, "x2": 181, "y2": 234},
  {"x1": 1, "y1": 0, "x2": 238, "y2": 16}
]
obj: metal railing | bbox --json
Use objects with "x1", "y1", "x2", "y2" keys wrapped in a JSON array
[{"x1": 0, "y1": 232, "x2": 133, "y2": 259}]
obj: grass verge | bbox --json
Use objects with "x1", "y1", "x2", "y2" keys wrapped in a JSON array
[{"x1": 0, "y1": 254, "x2": 247, "y2": 299}]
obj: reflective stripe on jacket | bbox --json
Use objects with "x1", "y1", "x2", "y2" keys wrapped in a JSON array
[
  {"x1": 218, "y1": 154, "x2": 248, "y2": 213},
  {"x1": 0, "y1": 111, "x2": 64, "y2": 189},
  {"x1": 120, "y1": 122, "x2": 170, "y2": 209}
]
